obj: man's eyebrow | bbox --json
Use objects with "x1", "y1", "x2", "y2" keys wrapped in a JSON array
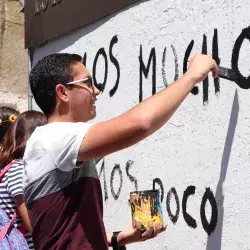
[{"x1": 84, "y1": 75, "x2": 92, "y2": 79}]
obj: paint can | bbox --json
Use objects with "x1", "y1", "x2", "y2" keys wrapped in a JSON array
[{"x1": 130, "y1": 189, "x2": 163, "y2": 230}]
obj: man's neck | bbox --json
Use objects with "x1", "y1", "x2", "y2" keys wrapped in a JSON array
[{"x1": 47, "y1": 113, "x2": 77, "y2": 124}]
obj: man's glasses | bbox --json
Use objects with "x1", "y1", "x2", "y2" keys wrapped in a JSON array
[{"x1": 66, "y1": 76, "x2": 94, "y2": 88}]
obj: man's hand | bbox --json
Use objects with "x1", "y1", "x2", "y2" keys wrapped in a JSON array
[
  {"x1": 186, "y1": 54, "x2": 218, "y2": 84},
  {"x1": 117, "y1": 217, "x2": 167, "y2": 246}
]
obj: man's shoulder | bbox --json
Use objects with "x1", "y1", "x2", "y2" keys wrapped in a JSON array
[
  {"x1": 24, "y1": 122, "x2": 92, "y2": 161},
  {"x1": 32, "y1": 122, "x2": 91, "y2": 136},
  {"x1": 24, "y1": 124, "x2": 53, "y2": 160},
  {"x1": 26, "y1": 122, "x2": 83, "y2": 145},
  {"x1": 25, "y1": 125, "x2": 47, "y2": 149}
]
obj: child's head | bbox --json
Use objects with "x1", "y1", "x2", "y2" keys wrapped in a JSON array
[
  {"x1": 0, "y1": 110, "x2": 47, "y2": 165},
  {"x1": 0, "y1": 107, "x2": 19, "y2": 143}
]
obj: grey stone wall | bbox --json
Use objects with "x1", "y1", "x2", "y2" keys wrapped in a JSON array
[{"x1": 0, "y1": 0, "x2": 27, "y2": 111}]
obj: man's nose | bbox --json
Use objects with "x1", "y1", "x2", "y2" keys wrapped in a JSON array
[{"x1": 93, "y1": 85, "x2": 100, "y2": 97}]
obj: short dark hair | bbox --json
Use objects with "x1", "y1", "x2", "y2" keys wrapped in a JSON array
[
  {"x1": 0, "y1": 111, "x2": 47, "y2": 166},
  {"x1": 29, "y1": 53, "x2": 82, "y2": 115},
  {"x1": 0, "y1": 106, "x2": 19, "y2": 143}
]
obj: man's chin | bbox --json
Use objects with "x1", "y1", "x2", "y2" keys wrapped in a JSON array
[{"x1": 89, "y1": 111, "x2": 97, "y2": 120}]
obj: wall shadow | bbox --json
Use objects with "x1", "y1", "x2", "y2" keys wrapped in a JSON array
[{"x1": 206, "y1": 89, "x2": 239, "y2": 250}]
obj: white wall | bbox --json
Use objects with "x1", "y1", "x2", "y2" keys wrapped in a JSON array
[{"x1": 30, "y1": 1, "x2": 250, "y2": 249}]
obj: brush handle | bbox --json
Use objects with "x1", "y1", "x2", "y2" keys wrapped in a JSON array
[{"x1": 218, "y1": 66, "x2": 239, "y2": 81}]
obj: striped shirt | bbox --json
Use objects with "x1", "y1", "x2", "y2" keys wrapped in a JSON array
[{"x1": 0, "y1": 160, "x2": 34, "y2": 249}]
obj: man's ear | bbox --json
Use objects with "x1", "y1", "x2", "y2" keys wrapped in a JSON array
[{"x1": 55, "y1": 84, "x2": 69, "y2": 103}]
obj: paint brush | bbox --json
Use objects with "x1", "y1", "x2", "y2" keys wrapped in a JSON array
[
  {"x1": 218, "y1": 66, "x2": 239, "y2": 81},
  {"x1": 187, "y1": 60, "x2": 239, "y2": 82}
]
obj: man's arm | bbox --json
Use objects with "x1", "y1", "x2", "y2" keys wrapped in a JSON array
[
  {"x1": 79, "y1": 54, "x2": 218, "y2": 161},
  {"x1": 106, "y1": 219, "x2": 166, "y2": 248}
]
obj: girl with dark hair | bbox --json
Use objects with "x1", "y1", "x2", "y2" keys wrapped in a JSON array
[
  {"x1": 0, "y1": 106, "x2": 19, "y2": 143},
  {"x1": 0, "y1": 111, "x2": 47, "y2": 249}
]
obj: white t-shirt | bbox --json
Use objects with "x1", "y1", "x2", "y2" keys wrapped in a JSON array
[{"x1": 23, "y1": 122, "x2": 93, "y2": 203}]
